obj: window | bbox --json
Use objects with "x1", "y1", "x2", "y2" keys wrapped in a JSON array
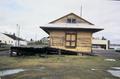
[
  {"x1": 65, "y1": 32, "x2": 77, "y2": 48},
  {"x1": 67, "y1": 18, "x2": 71, "y2": 23},
  {"x1": 67, "y1": 18, "x2": 76, "y2": 23},
  {"x1": 5, "y1": 41, "x2": 7, "y2": 44},
  {"x1": 72, "y1": 19, "x2": 76, "y2": 23}
]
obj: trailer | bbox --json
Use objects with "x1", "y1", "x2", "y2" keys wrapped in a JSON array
[
  {"x1": 10, "y1": 46, "x2": 93, "y2": 57},
  {"x1": 10, "y1": 46, "x2": 47, "y2": 57}
]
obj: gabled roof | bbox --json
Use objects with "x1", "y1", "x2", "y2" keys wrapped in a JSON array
[
  {"x1": 3, "y1": 33, "x2": 25, "y2": 41},
  {"x1": 49, "y1": 13, "x2": 94, "y2": 25},
  {"x1": 40, "y1": 13, "x2": 104, "y2": 34}
]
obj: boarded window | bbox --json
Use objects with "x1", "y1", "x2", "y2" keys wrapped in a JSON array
[{"x1": 65, "y1": 32, "x2": 77, "y2": 48}]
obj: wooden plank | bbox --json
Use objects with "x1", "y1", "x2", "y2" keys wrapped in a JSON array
[{"x1": 49, "y1": 31, "x2": 92, "y2": 53}]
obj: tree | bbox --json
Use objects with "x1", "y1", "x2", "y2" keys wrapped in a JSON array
[{"x1": 102, "y1": 36, "x2": 106, "y2": 40}]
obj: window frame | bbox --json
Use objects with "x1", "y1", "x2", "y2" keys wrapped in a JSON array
[
  {"x1": 67, "y1": 18, "x2": 76, "y2": 23},
  {"x1": 65, "y1": 32, "x2": 77, "y2": 48},
  {"x1": 72, "y1": 19, "x2": 76, "y2": 23},
  {"x1": 67, "y1": 18, "x2": 72, "y2": 23}
]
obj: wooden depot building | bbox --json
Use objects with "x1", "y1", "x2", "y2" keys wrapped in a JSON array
[{"x1": 40, "y1": 13, "x2": 103, "y2": 55}]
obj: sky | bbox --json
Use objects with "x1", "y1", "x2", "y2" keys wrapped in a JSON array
[{"x1": 0, "y1": 0, "x2": 120, "y2": 44}]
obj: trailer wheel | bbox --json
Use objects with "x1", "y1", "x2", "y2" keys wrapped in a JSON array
[{"x1": 10, "y1": 51, "x2": 17, "y2": 57}]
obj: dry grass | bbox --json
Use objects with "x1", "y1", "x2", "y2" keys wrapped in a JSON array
[{"x1": 0, "y1": 55, "x2": 120, "y2": 79}]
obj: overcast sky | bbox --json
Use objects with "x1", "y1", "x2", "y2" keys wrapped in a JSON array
[{"x1": 0, "y1": 0, "x2": 120, "y2": 44}]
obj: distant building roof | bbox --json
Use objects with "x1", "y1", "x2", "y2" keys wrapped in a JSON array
[{"x1": 3, "y1": 33, "x2": 25, "y2": 41}]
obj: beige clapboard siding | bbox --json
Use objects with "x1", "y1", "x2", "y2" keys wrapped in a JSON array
[
  {"x1": 50, "y1": 31, "x2": 64, "y2": 46},
  {"x1": 77, "y1": 32, "x2": 92, "y2": 48},
  {"x1": 76, "y1": 32, "x2": 92, "y2": 52},
  {"x1": 49, "y1": 31, "x2": 92, "y2": 53}
]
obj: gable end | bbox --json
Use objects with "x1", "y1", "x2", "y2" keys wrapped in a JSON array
[{"x1": 49, "y1": 13, "x2": 94, "y2": 25}]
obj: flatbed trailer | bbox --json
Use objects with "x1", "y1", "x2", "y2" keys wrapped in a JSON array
[
  {"x1": 10, "y1": 46, "x2": 93, "y2": 56},
  {"x1": 10, "y1": 46, "x2": 47, "y2": 56}
]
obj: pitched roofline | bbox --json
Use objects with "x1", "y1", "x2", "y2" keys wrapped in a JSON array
[
  {"x1": 2, "y1": 33, "x2": 26, "y2": 41},
  {"x1": 49, "y1": 13, "x2": 94, "y2": 25}
]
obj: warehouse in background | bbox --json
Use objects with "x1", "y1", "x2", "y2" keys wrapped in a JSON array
[
  {"x1": 92, "y1": 37, "x2": 110, "y2": 50},
  {"x1": 0, "y1": 33, "x2": 27, "y2": 47}
]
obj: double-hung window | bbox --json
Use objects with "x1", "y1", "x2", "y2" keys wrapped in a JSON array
[{"x1": 65, "y1": 32, "x2": 77, "y2": 48}]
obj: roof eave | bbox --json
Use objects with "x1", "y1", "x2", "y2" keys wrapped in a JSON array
[
  {"x1": 40, "y1": 26, "x2": 103, "y2": 34},
  {"x1": 40, "y1": 26, "x2": 50, "y2": 34}
]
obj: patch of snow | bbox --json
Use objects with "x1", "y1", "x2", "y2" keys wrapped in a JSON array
[
  {"x1": 91, "y1": 69, "x2": 96, "y2": 71},
  {"x1": 104, "y1": 59, "x2": 116, "y2": 61}
]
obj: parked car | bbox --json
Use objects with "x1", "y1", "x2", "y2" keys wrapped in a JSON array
[{"x1": 115, "y1": 48, "x2": 120, "y2": 52}]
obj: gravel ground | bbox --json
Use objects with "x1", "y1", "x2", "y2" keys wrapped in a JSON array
[
  {"x1": 93, "y1": 50, "x2": 120, "y2": 59},
  {"x1": 0, "y1": 50, "x2": 9, "y2": 56}
]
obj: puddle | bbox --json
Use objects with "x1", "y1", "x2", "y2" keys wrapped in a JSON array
[
  {"x1": 0, "y1": 69, "x2": 25, "y2": 76},
  {"x1": 107, "y1": 67, "x2": 120, "y2": 78},
  {"x1": 0, "y1": 67, "x2": 46, "y2": 77},
  {"x1": 112, "y1": 67, "x2": 120, "y2": 70},
  {"x1": 104, "y1": 59, "x2": 116, "y2": 61},
  {"x1": 108, "y1": 70, "x2": 120, "y2": 77}
]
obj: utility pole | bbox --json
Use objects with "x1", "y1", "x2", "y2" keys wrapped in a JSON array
[
  {"x1": 80, "y1": 5, "x2": 82, "y2": 17},
  {"x1": 80, "y1": 0, "x2": 83, "y2": 17},
  {"x1": 35, "y1": 30, "x2": 37, "y2": 41},
  {"x1": 17, "y1": 24, "x2": 20, "y2": 46}
]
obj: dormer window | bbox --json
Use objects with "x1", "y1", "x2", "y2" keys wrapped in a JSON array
[{"x1": 67, "y1": 18, "x2": 76, "y2": 23}]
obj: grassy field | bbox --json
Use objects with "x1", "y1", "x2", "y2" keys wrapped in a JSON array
[{"x1": 0, "y1": 55, "x2": 120, "y2": 79}]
